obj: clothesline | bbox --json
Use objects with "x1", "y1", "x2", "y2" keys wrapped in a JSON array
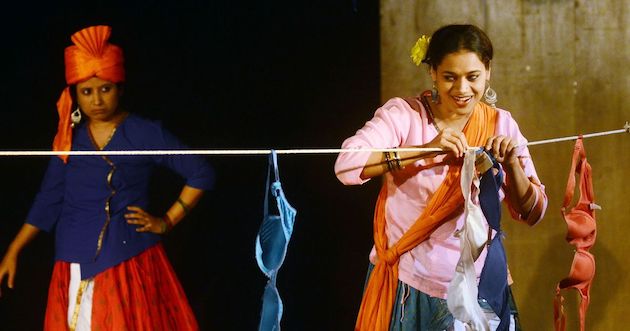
[
  {"x1": 0, "y1": 122, "x2": 627, "y2": 157},
  {"x1": 523, "y1": 122, "x2": 629, "y2": 147}
]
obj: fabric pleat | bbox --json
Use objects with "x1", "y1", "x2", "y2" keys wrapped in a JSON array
[{"x1": 44, "y1": 243, "x2": 198, "y2": 331}]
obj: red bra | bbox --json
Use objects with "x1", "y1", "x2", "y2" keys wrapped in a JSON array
[{"x1": 554, "y1": 137, "x2": 600, "y2": 331}]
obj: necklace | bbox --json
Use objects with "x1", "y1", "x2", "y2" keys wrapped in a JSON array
[
  {"x1": 88, "y1": 125, "x2": 117, "y2": 150},
  {"x1": 88, "y1": 113, "x2": 128, "y2": 150}
]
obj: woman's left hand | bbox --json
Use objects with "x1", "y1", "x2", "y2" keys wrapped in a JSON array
[
  {"x1": 125, "y1": 206, "x2": 167, "y2": 234},
  {"x1": 484, "y1": 135, "x2": 519, "y2": 167}
]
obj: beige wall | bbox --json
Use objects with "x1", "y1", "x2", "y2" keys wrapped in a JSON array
[{"x1": 381, "y1": 0, "x2": 630, "y2": 329}]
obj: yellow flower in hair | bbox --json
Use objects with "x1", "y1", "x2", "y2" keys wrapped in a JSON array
[{"x1": 410, "y1": 35, "x2": 431, "y2": 66}]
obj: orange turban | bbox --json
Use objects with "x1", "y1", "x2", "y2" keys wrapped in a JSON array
[{"x1": 52, "y1": 25, "x2": 125, "y2": 162}]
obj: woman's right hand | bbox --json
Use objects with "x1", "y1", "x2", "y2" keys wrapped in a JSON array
[
  {"x1": 0, "y1": 224, "x2": 39, "y2": 297},
  {"x1": 425, "y1": 127, "x2": 469, "y2": 158},
  {"x1": 0, "y1": 250, "x2": 18, "y2": 297}
]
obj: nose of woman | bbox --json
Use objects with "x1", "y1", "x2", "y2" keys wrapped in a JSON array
[
  {"x1": 452, "y1": 77, "x2": 470, "y2": 93},
  {"x1": 92, "y1": 91, "x2": 104, "y2": 106}
]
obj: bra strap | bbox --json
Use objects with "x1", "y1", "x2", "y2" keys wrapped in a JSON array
[
  {"x1": 271, "y1": 149, "x2": 280, "y2": 183},
  {"x1": 263, "y1": 150, "x2": 280, "y2": 217},
  {"x1": 562, "y1": 137, "x2": 590, "y2": 210}
]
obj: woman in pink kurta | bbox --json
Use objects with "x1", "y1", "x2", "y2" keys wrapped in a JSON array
[{"x1": 335, "y1": 24, "x2": 547, "y2": 331}]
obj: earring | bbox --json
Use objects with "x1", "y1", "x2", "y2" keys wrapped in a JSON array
[
  {"x1": 431, "y1": 82, "x2": 439, "y2": 103},
  {"x1": 70, "y1": 107, "x2": 82, "y2": 127},
  {"x1": 484, "y1": 82, "x2": 497, "y2": 108}
]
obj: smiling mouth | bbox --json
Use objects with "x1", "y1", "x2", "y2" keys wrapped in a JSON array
[{"x1": 451, "y1": 95, "x2": 472, "y2": 106}]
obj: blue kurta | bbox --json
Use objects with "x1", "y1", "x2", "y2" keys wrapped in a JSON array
[{"x1": 26, "y1": 113, "x2": 214, "y2": 279}]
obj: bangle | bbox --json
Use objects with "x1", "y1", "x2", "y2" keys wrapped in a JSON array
[
  {"x1": 161, "y1": 215, "x2": 175, "y2": 234},
  {"x1": 383, "y1": 151, "x2": 394, "y2": 171},
  {"x1": 392, "y1": 149, "x2": 403, "y2": 170},
  {"x1": 384, "y1": 150, "x2": 402, "y2": 172},
  {"x1": 176, "y1": 198, "x2": 190, "y2": 215}
]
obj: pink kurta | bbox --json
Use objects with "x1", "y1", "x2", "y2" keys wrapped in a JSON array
[{"x1": 334, "y1": 97, "x2": 547, "y2": 298}]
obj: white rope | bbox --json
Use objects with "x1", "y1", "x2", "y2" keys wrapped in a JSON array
[
  {"x1": 0, "y1": 122, "x2": 626, "y2": 157},
  {"x1": 0, "y1": 147, "x2": 443, "y2": 157},
  {"x1": 520, "y1": 123, "x2": 629, "y2": 147}
]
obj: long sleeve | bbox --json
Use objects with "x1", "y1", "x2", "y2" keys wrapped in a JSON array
[
  {"x1": 332, "y1": 99, "x2": 548, "y2": 298},
  {"x1": 334, "y1": 97, "x2": 425, "y2": 185},
  {"x1": 45, "y1": 114, "x2": 216, "y2": 279},
  {"x1": 496, "y1": 111, "x2": 548, "y2": 225},
  {"x1": 26, "y1": 157, "x2": 66, "y2": 232},
  {"x1": 119, "y1": 117, "x2": 215, "y2": 191},
  {"x1": 153, "y1": 126, "x2": 215, "y2": 191}
]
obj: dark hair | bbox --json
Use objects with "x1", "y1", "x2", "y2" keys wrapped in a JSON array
[{"x1": 422, "y1": 24, "x2": 493, "y2": 69}]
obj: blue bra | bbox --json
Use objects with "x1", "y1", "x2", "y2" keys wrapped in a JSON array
[
  {"x1": 255, "y1": 150, "x2": 297, "y2": 331},
  {"x1": 478, "y1": 152, "x2": 510, "y2": 331}
]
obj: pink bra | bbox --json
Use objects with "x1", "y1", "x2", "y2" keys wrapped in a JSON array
[{"x1": 554, "y1": 138, "x2": 599, "y2": 331}]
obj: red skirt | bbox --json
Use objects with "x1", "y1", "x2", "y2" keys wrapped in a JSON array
[{"x1": 44, "y1": 243, "x2": 199, "y2": 331}]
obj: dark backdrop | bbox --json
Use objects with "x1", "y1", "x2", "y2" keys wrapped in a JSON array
[{"x1": 0, "y1": 1, "x2": 381, "y2": 330}]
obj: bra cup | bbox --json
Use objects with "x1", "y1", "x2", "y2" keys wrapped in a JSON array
[
  {"x1": 563, "y1": 209, "x2": 597, "y2": 249},
  {"x1": 555, "y1": 138, "x2": 596, "y2": 331},
  {"x1": 558, "y1": 250, "x2": 596, "y2": 291}
]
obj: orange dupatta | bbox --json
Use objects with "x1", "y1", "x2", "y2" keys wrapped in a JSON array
[{"x1": 355, "y1": 100, "x2": 497, "y2": 331}]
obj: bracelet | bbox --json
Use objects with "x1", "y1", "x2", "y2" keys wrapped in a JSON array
[
  {"x1": 161, "y1": 215, "x2": 175, "y2": 234},
  {"x1": 176, "y1": 198, "x2": 191, "y2": 215},
  {"x1": 392, "y1": 149, "x2": 403, "y2": 170},
  {"x1": 383, "y1": 151, "x2": 394, "y2": 171},
  {"x1": 384, "y1": 150, "x2": 402, "y2": 172}
]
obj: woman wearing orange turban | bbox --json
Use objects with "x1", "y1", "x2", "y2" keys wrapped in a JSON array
[{"x1": 0, "y1": 26, "x2": 214, "y2": 331}]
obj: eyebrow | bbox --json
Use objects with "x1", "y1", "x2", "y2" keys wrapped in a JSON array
[
  {"x1": 80, "y1": 83, "x2": 114, "y2": 89},
  {"x1": 442, "y1": 70, "x2": 482, "y2": 75}
]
